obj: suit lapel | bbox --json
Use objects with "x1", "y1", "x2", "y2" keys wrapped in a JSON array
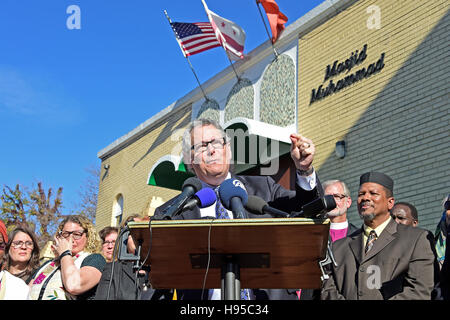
[
  {"x1": 362, "y1": 219, "x2": 398, "y2": 263},
  {"x1": 349, "y1": 227, "x2": 364, "y2": 265}
]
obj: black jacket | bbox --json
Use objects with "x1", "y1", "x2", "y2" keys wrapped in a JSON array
[{"x1": 94, "y1": 260, "x2": 171, "y2": 300}]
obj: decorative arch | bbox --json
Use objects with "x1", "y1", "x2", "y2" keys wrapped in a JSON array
[
  {"x1": 147, "y1": 155, "x2": 194, "y2": 191},
  {"x1": 260, "y1": 54, "x2": 296, "y2": 126},
  {"x1": 224, "y1": 78, "x2": 254, "y2": 123},
  {"x1": 196, "y1": 98, "x2": 220, "y2": 122}
]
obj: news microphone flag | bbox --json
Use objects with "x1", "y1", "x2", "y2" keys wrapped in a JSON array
[
  {"x1": 170, "y1": 22, "x2": 221, "y2": 57},
  {"x1": 218, "y1": 179, "x2": 248, "y2": 210},
  {"x1": 201, "y1": 0, "x2": 246, "y2": 60}
]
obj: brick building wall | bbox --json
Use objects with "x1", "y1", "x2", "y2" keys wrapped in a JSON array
[{"x1": 298, "y1": 0, "x2": 449, "y2": 231}]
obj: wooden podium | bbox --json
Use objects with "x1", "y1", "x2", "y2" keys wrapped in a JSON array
[{"x1": 128, "y1": 218, "x2": 329, "y2": 297}]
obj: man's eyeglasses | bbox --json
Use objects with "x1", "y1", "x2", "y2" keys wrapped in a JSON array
[
  {"x1": 59, "y1": 230, "x2": 86, "y2": 240},
  {"x1": 191, "y1": 138, "x2": 226, "y2": 154},
  {"x1": 11, "y1": 240, "x2": 34, "y2": 249},
  {"x1": 103, "y1": 240, "x2": 116, "y2": 246},
  {"x1": 330, "y1": 193, "x2": 347, "y2": 201}
]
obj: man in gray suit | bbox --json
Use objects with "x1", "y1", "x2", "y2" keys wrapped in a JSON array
[{"x1": 321, "y1": 172, "x2": 436, "y2": 300}]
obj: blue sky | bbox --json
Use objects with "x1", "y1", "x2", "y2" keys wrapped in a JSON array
[{"x1": 0, "y1": 0, "x2": 323, "y2": 215}]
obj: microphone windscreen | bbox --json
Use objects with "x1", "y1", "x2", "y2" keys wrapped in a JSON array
[
  {"x1": 323, "y1": 194, "x2": 337, "y2": 211},
  {"x1": 245, "y1": 195, "x2": 267, "y2": 215},
  {"x1": 302, "y1": 195, "x2": 337, "y2": 218},
  {"x1": 182, "y1": 177, "x2": 202, "y2": 193},
  {"x1": 218, "y1": 179, "x2": 248, "y2": 209},
  {"x1": 195, "y1": 188, "x2": 217, "y2": 208}
]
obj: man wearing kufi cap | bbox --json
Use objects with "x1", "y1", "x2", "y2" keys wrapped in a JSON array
[{"x1": 321, "y1": 172, "x2": 437, "y2": 300}]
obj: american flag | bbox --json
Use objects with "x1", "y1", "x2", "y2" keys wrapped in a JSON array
[{"x1": 171, "y1": 22, "x2": 221, "y2": 57}]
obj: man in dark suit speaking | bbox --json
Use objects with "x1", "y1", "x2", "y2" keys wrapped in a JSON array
[
  {"x1": 321, "y1": 172, "x2": 437, "y2": 300},
  {"x1": 154, "y1": 118, "x2": 323, "y2": 300}
]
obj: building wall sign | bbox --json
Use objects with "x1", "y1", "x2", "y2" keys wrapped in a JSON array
[{"x1": 310, "y1": 44, "x2": 385, "y2": 104}]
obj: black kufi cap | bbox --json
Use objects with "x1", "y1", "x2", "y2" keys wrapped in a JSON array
[{"x1": 359, "y1": 171, "x2": 394, "y2": 193}]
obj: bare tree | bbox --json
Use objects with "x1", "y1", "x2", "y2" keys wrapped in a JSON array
[
  {"x1": 29, "y1": 182, "x2": 63, "y2": 246},
  {"x1": 73, "y1": 164, "x2": 100, "y2": 223},
  {"x1": 1, "y1": 182, "x2": 63, "y2": 247},
  {"x1": 0, "y1": 184, "x2": 33, "y2": 230}
]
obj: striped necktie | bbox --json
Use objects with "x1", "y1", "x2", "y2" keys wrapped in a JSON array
[{"x1": 365, "y1": 230, "x2": 377, "y2": 254}]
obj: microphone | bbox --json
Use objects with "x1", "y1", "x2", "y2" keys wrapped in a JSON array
[
  {"x1": 218, "y1": 179, "x2": 249, "y2": 219},
  {"x1": 182, "y1": 188, "x2": 217, "y2": 212},
  {"x1": 290, "y1": 195, "x2": 336, "y2": 218},
  {"x1": 245, "y1": 195, "x2": 289, "y2": 218},
  {"x1": 160, "y1": 177, "x2": 203, "y2": 218}
]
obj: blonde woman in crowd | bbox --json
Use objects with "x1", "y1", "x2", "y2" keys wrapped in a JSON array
[{"x1": 29, "y1": 215, "x2": 106, "y2": 300}]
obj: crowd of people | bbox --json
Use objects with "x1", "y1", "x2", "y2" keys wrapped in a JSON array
[{"x1": 0, "y1": 118, "x2": 448, "y2": 300}]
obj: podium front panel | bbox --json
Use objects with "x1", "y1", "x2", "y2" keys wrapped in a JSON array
[{"x1": 128, "y1": 218, "x2": 329, "y2": 289}]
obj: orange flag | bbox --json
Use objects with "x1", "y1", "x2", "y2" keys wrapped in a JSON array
[{"x1": 258, "y1": 0, "x2": 288, "y2": 43}]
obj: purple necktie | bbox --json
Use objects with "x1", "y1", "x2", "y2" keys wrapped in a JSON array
[{"x1": 215, "y1": 188, "x2": 230, "y2": 219}]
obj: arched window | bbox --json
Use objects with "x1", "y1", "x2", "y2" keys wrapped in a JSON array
[{"x1": 112, "y1": 194, "x2": 124, "y2": 227}]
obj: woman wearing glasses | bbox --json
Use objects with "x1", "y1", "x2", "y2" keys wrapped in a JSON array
[
  {"x1": 98, "y1": 226, "x2": 118, "y2": 262},
  {"x1": 0, "y1": 222, "x2": 31, "y2": 299},
  {"x1": 2, "y1": 225, "x2": 41, "y2": 284},
  {"x1": 29, "y1": 215, "x2": 106, "y2": 300}
]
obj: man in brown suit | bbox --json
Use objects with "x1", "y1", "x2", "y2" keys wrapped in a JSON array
[{"x1": 321, "y1": 172, "x2": 436, "y2": 300}]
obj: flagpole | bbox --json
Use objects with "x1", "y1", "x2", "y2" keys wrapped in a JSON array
[
  {"x1": 201, "y1": 0, "x2": 241, "y2": 82},
  {"x1": 225, "y1": 51, "x2": 241, "y2": 83},
  {"x1": 212, "y1": 24, "x2": 242, "y2": 83},
  {"x1": 164, "y1": 10, "x2": 209, "y2": 101},
  {"x1": 255, "y1": 0, "x2": 279, "y2": 59}
]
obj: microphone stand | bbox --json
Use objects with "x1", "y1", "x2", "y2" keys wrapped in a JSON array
[
  {"x1": 133, "y1": 239, "x2": 143, "y2": 272},
  {"x1": 319, "y1": 241, "x2": 338, "y2": 281}
]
